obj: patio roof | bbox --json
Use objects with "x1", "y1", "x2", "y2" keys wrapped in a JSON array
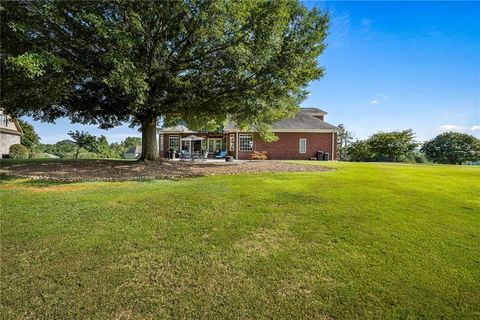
[{"x1": 158, "y1": 124, "x2": 193, "y2": 133}]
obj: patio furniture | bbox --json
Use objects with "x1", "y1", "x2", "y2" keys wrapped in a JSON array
[
  {"x1": 200, "y1": 151, "x2": 209, "y2": 160},
  {"x1": 215, "y1": 150, "x2": 227, "y2": 159},
  {"x1": 191, "y1": 152, "x2": 200, "y2": 160},
  {"x1": 180, "y1": 135, "x2": 205, "y2": 156},
  {"x1": 180, "y1": 150, "x2": 191, "y2": 159}
]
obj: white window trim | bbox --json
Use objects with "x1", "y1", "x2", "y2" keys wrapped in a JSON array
[
  {"x1": 299, "y1": 138, "x2": 307, "y2": 154},
  {"x1": 239, "y1": 134, "x2": 253, "y2": 151},
  {"x1": 169, "y1": 135, "x2": 179, "y2": 150},
  {"x1": 229, "y1": 134, "x2": 235, "y2": 151}
]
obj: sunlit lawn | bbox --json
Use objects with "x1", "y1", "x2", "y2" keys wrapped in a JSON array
[{"x1": 1, "y1": 162, "x2": 479, "y2": 319}]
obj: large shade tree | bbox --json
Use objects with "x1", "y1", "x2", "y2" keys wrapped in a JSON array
[
  {"x1": 421, "y1": 132, "x2": 480, "y2": 164},
  {"x1": 1, "y1": 0, "x2": 328, "y2": 160}
]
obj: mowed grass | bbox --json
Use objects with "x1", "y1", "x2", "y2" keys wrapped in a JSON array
[{"x1": 1, "y1": 162, "x2": 479, "y2": 319}]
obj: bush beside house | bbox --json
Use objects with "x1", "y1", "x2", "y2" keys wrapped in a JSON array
[{"x1": 9, "y1": 144, "x2": 29, "y2": 159}]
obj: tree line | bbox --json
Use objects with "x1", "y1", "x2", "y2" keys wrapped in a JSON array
[
  {"x1": 9, "y1": 120, "x2": 141, "y2": 159},
  {"x1": 337, "y1": 125, "x2": 480, "y2": 165},
  {"x1": 38, "y1": 132, "x2": 141, "y2": 159}
]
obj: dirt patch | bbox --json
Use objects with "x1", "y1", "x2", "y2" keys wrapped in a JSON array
[
  {"x1": 0, "y1": 184, "x2": 97, "y2": 193},
  {"x1": 0, "y1": 159, "x2": 331, "y2": 182}
]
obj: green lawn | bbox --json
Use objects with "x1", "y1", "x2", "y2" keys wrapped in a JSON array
[{"x1": 1, "y1": 162, "x2": 479, "y2": 319}]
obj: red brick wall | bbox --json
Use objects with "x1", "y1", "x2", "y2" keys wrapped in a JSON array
[
  {"x1": 160, "y1": 132, "x2": 337, "y2": 160},
  {"x1": 237, "y1": 132, "x2": 336, "y2": 160}
]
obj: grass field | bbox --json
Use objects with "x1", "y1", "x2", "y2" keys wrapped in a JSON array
[{"x1": 1, "y1": 162, "x2": 479, "y2": 319}]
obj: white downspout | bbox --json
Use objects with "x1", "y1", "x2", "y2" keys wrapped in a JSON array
[
  {"x1": 235, "y1": 131, "x2": 239, "y2": 160},
  {"x1": 331, "y1": 131, "x2": 335, "y2": 161}
]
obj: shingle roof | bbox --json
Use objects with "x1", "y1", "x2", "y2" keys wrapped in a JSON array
[
  {"x1": 125, "y1": 146, "x2": 142, "y2": 154},
  {"x1": 299, "y1": 107, "x2": 327, "y2": 115},
  {"x1": 224, "y1": 109, "x2": 338, "y2": 131},
  {"x1": 271, "y1": 110, "x2": 337, "y2": 131},
  {"x1": 159, "y1": 124, "x2": 193, "y2": 133}
]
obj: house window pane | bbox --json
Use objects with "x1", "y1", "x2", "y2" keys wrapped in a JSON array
[
  {"x1": 239, "y1": 134, "x2": 253, "y2": 151},
  {"x1": 169, "y1": 135, "x2": 179, "y2": 150},
  {"x1": 0, "y1": 114, "x2": 8, "y2": 127},
  {"x1": 160, "y1": 135, "x2": 164, "y2": 151},
  {"x1": 299, "y1": 139, "x2": 307, "y2": 153}
]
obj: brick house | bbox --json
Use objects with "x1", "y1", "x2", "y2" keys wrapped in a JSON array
[
  {"x1": 0, "y1": 110, "x2": 23, "y2": 157},
  {"x1": 159, "y1": 108, "x2": 338, "y2": 160}
]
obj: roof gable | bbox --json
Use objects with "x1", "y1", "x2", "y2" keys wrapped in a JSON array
[{"x1": 271, "y1": 110, "x2": 337, "y2": 131}]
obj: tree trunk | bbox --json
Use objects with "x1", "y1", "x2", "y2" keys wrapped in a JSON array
[
  {"x1": 75, "y1": 147, "x2": 80, "y2": 158},
  {"x1": 139, "y1": 115, "x2": 158, "y2": 161}
]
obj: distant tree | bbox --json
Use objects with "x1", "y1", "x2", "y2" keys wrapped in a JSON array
[
  {"x1": 122, "y1": 137, "x2": 142, "y2": 149},
  {"x1": 2, "y1": 1, "x2": 329, "y2": 161},
  {"x1": 367, "y1": 130, "x2": 418, "y2": 162},
  {"x1": 109, "y1": 142, "x2": 126, "y2": 159},
  {"x1": 17, "y1": 119, "x2": 40, "y2": 153},
  {"x1": 421, "y1": 132, "x2": 480, "y2": 164},
  {"x1": 96, "y1": 135, "x2": 118, "y2": 158},
  {"x1": 336, "y1": 124, "x2": 354, "y2": 161},
  {"x1": 346, "y1": 140, "x2": 373, "y2": 162},
  {"x1": 68, "y1": 131, "x2": 98, "y2": 158}
]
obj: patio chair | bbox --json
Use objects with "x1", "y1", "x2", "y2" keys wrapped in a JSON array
[
  {"x1": 200, "y1": 151, "x2": 208, "y2": 160},
  {"x1": 180, "y1": 150, "x2": 190, "y2": 159},
  {"x1": 215, "y1": 150, "x2": 227, "y2": 159}
]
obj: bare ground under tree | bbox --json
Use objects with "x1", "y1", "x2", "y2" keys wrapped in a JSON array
[{"x1": 0, "y1": 159, "x2": 332, "y2": 181}]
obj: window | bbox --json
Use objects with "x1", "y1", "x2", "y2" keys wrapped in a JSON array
[
  {"x1": 239, "y1": 134, "x2": 253, "y2": 151},
  {"x1": 208, "y1": 138, "x2": 223, "y2": 153},
  {"x1": 299, "y1": 139, "x2": 307, "y2": 153},
  {"x1": 229, "y1": 134, "x2": 235, "y2": 151},
  {"x1": 169, "y1": 135, "x2": 179, "y2": 150},
  {"x1": 159, "y1": 134, "x2": 164, "y2": 151},
  {"x1": 0, "y1": 114, "x2": 8, "y2": 127}
]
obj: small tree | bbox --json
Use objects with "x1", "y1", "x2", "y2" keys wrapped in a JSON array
[
  {"x1": 367, "y1": 129, "x2": 417, "y2": 162},
  {"x1": 122, "y1": 137, "x2": 142, "y2": 149},
  {"x1": 336, "y1": 124, "x2": 354, "y2": 161},
  {"x1": 9, "y1": 144, "x2": 29, "y2": 159},
  {"x1": 68, "y1": 131, "x2": 98, "y2": 158},
  {"x1": 346, "y1": 140, "x2": 373, "y2": 162},
  {"x1": 421, "y1": 132, "x2": 480, "y2": 164},
  {"x1": 96, "y1": 135, "x2": 118, "y2": 158},
  {"x1": 17, "y1": 119, "x2": 40, "y2": 154}
]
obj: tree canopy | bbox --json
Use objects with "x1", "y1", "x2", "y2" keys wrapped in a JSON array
[
  {"x1": 16, "y1": 119, "x2": 40, "y2": 152},
  {"x1": 1, "y1": 0, "x2": 329, "y2": 160},
  {"x1": 421, "y1": 132, "x2": 480, "y2": 164},
  {"x1": 367, "y1": 130, "x2": 417, "y2": 162},
  {"x1": 68, "y1": 131, "x2": 98, "y2": 158}
]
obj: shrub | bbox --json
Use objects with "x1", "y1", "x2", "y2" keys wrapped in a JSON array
[
  {"x1": 9, "y1": 144, "x2": 29, "y2": 159},
  {"x1": 346, "y1": 140, "x2": 374, "y2": 162},
  {"x1": 421, "y1": 132, "x2": 480, "y2": 164},
  {"x1": 250, "y1": 151, "x2": 268, "y2": 160},
  {"x1": 414, "y1": 153, "x2": 428, "y2": 164}
]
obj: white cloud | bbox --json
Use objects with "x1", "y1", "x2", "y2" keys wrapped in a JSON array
[
  {"x1": 437, "y1": 124, "x2": 471, "y2": 133},
  {"x1": 438, "y1": 124, "x2": 460, "y2": 131},
  {"x1": 368, "y1": 94, "x2": 390, "y2": 105},
  {"x1": 471, "y1": 125, "x2": 480, "y2": 131},
  {"x1": 329, "y1": 11, "x2": 351, "y2": 46}
]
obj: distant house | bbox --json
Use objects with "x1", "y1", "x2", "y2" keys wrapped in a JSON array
[
  {"x1": 0, "y1": 110, "x2": 23, "y2": 157},
  {"x1": 124, "y1": 146, "x2": 142, "y2": 159},
  {"x1": 159, "y1": 108, "x2": 339, "y2": 160}
]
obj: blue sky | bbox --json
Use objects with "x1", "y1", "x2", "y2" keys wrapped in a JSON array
[{"x1": 24, "y1": 1, "x2": 480, "y2": 143}]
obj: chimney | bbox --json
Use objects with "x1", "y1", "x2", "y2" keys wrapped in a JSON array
[{"x1": 300, "y1": 108, "x2": 327, "y2": 121}]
